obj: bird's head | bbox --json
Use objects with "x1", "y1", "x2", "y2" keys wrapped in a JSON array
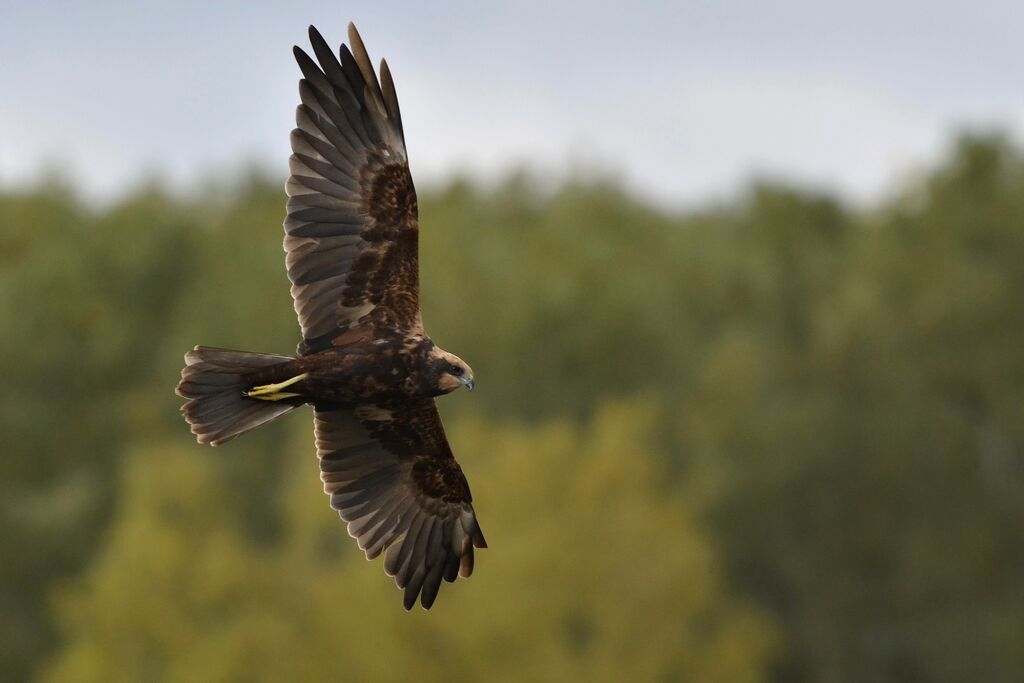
[{"x1": 430, "y1": 348, "x2": 475, "y2": 394}]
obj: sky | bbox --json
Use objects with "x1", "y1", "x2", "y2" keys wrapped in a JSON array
[{"x1": 2, "y1": 0, "x2": 1023, "y2": 208}]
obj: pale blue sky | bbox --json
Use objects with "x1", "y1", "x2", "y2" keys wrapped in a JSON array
[{"x1": 2, "y1": 0, "x2": 1022, "y2": 206}]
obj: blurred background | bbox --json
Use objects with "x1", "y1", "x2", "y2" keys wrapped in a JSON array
[{"x1": 3, "y1": 2, "x2": 1024, "y2": 681}]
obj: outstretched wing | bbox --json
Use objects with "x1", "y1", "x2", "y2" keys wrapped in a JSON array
[
  {"x1": 286, "y1": 23, "x2": 422, "y2": 356},
  {"x1": 314, "y1": 399, "x2": 487, "y2": 610}
]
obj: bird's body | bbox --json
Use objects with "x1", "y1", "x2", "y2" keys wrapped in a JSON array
[
  {"x1": 246, "y1": 336, "x2": 466, "y2": 404},
  {"x1": 175, "y1": 23, "x2": 485, "y2": 611}
]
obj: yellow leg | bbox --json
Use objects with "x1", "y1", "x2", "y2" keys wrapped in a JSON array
[
  {"x1": 246, "y1": 373, "x2": 308, "y2": 401},
  {"x1": 248, "y1": 391, "x2": 302, "y2": 401}
]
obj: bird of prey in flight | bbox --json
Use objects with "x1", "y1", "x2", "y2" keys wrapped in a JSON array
[{"x1": 176, "y1": 23, "x2": 485, "y2": 611}]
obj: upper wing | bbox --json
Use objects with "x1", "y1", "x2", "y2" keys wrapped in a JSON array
[
  {"x1": 314, "y1": 398, "x2": 487, "y2": 610},
  {"x1": 286, "y1": 23, "x2": 422, "y2": 356}
]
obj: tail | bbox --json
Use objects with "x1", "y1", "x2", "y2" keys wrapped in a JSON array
[{"x1": 176, "y1": 346, "x2": 300, "y2": 446}]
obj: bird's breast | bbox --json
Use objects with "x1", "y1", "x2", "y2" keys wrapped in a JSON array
[{"x1": 300, "y1": 347, "x2": 414, "y2": 403}]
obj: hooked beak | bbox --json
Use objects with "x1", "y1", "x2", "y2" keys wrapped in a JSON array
[{"x1": 460, "y1": 375, "x2": 475, "y2": 392}]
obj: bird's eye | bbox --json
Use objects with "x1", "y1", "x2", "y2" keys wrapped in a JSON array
[{"x1": 449, "y1": 365, "x2": 463, "y2": 376}]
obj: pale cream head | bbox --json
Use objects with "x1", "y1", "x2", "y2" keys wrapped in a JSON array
[{"x1": 432, "y1": 348, "x2": 475, "y2": 393}]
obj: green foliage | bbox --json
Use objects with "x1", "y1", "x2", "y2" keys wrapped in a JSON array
[
  {"x1": 2, "y1": 131, "x2": 1024, "y2": 681},
  {"x1": 675, "y1": 134, "x2": 1024, "y2": 681},
  {"x1": 40, "y1": 406, "x2": 772, "y2": 683}
]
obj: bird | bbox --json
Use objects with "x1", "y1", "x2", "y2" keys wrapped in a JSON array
[{"x1": 175, "y1": 22, "x2": 486, "y2": 611}]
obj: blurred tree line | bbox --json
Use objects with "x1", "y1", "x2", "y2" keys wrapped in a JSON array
[{"x1": 1, "y1": 132, "x2": 1023, "y2": 681}]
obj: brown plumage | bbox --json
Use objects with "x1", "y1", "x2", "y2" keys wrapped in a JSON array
[{"x1": 175, "y1": 23, "x2": 484, "y2": 611}]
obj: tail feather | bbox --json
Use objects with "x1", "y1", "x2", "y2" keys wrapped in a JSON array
[{"x1": 177, "y1": 346, "x2": 299, "y2": 446}]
